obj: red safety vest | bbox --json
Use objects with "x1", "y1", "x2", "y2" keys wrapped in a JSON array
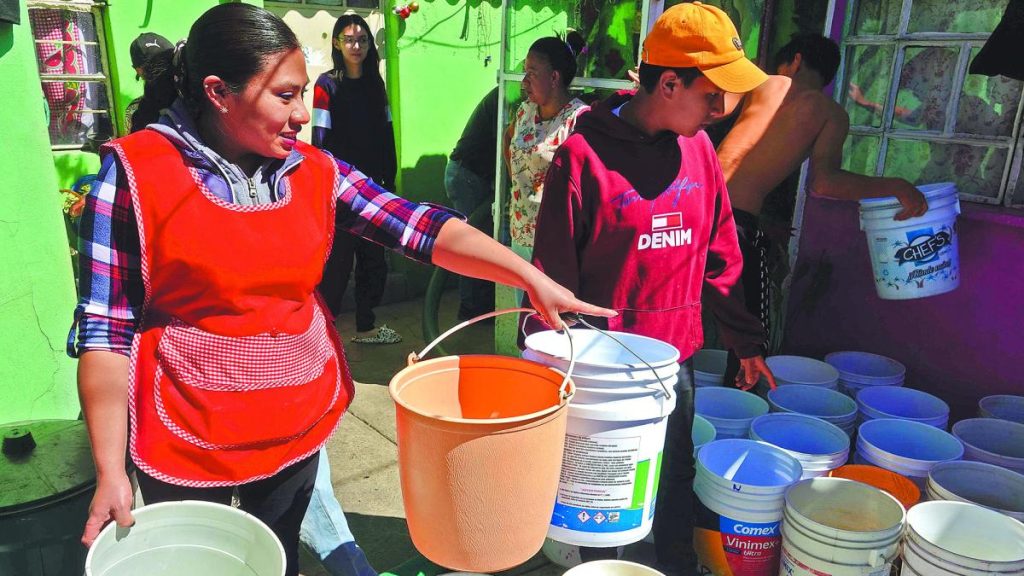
[{"x1": 109, "y1": 130, "x2": 353, "y2": 487}]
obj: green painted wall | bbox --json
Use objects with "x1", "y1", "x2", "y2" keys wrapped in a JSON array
[{"x1": 0, "y1": 7, "x2": 79, "y2": 424}]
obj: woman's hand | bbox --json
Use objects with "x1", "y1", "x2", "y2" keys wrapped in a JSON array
[
  {"x1": 81, "y1": 471, "x2": 135, "y2": 547},
  {"x1": 523, "y1": 268, "x2": 616, "y2": 329},
  {"x1": 735, "y1": 355, "x2": 776, "y2": 391}
]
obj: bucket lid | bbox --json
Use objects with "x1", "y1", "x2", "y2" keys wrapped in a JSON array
[
  {"x1": 859, "y1": 182, "x2": 958, "y2": 210},
  {"x1": 0, "y1": 419, "x2": 96, "y2": 514}
]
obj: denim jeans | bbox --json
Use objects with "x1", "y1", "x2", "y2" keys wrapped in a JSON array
[
  {"x1": 652, "y1": 360, "x2": 697, "y2": 576},
  {"x1": 444, "y1": 159, "x2": 496, "y2": 316}
]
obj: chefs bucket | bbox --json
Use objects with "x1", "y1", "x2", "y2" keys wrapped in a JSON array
[
  {"x1": 390, "y1": 309, "x2": 576, "y2": 572},
  {"x1": 859, "y1": 182, "x2": 960, "y2": 300}
]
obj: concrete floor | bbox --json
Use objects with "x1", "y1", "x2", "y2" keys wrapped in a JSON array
[{"x1": 301, "y1": 290, "x2": 657, "y2": 576}]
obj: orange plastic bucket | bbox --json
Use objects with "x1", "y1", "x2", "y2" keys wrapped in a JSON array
[
  {"x1": 390, "y1": 309, "x2": 575, "y2": 572},
  {"x1": 829, "y1": 464, "x2": 921, "y2": 510}
]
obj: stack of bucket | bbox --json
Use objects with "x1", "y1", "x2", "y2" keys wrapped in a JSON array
[
  {"x1": 692, "y1": 439, "x2": 802, "y2": 575},
  {"x1": 859, "y1": 182, "x2": 961, "y2": 300},
  {"x1": 780, "y1": 477, "x2": 905, "y2": 576},
  {"x1": 693, "y1": 349, "x2": 728, "y2": 387},
  {"x1": 767, "y1": 384, "x2": 859, "y2": 437},
  {"x1": 856, "y1": 386, "x2": 950, "y2": 429},
  {"x1": 979, "y1": 394, "x2": 1024, "y2": 424},
  {"x1": 765, "y1": 355, "x2": 840, "y2": 390},
  {"x1": 749, "y1": 413, "x2": 850, "y2": 479},
  {"x1": 926, "y1": 460, "x2": 1024, "y2": 522},
  {"x1": 952, "y1": 418, "x2": 1024, "y2": 475},
  {"x1": 824, "y1": 351, "x2": 906, "y2": 398},
  {"x1": 902, "y1": 501, "x2": 1024, "y2": 575},
  {"x1": 523, "y1": 329, "x2": 679, "y2": 549},
  {"x1": 854, "y1": 418, "x2": 964, "y2": 489},
  {"x1": 695, "y1": 387, "x2": 769, "y2": 439}
]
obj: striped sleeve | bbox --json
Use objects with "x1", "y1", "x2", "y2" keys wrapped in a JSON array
[
  {"x1": 67, "y1": 153, "x2": 143, "y2": 357},
  {"x1": 312, "y1": 74, "x2": 333, "y2": 147},
  {"x1": 331, "y1": 157, "x2": 456, "y2": 264}
]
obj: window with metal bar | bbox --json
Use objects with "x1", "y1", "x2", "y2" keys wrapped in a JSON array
[
  {"x1": 839, "y1": 0, "x2": 1024, "y2": 207},
  {"x1": 27, "y1": 1, "x2": 113, "y2": 150}
]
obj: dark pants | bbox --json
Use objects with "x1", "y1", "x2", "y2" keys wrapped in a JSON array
[
  {"x1": 652, "y1": 360, "x2": 697, "y2": 576},
  {"x1": 320, "y1": 228, "x2": 388, "y2": 332},
  {"x1": 725, "y1": 209, "x2": 769, "y2": 384},
  {"x1": 443, "y1": 159, "x2": 495, "y2": 318},
  {"x1": 136, "y1": 453, "x2": 320, "y2": 576}
]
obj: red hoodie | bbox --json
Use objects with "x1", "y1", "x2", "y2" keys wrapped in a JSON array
[{"x1": 526, "y1": 91, "x2": 764, "y2": 360}]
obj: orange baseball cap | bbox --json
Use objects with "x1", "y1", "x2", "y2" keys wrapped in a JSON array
[{"x1": 642, "y1": 2, "x2": 767, "y2": 93}]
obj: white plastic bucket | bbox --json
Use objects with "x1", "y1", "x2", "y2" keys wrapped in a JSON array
[
  {"x1": 824, "y1": 351, "x2": 906, "y2": 391},
  {"x1": 902, "y1": 501, "x2": 1024, "y2": 575},
  {"x1": 85, "y1": 500, "x2": 285, "y2": 576},
  {"x1": 562, "y1": 559, "x2": 665, "y2": 576},
  {"x1": 855, "y1": 418, "x2": 964, "y2": 488},
  {"x1": 524, "y1": 329, "x2": 680, "y2": 372},
  {"x1": 694, "y1": 439, "x2": 802, "y2": 576},
  {"x1": 766, "y1": 356, "x2": 840, "y2": 390},
  {"x1": 693, "y1": 349, "x2": 728, "y2": 387},
  {"x1": 749, "y1": 413, "x2": 850, "y2": 479},
  {"x1": 522, "y1": 348, "x2": 679, "y2": 385},
  {"x1": 927, "y1": 460, "x2": 1024, "y2": 522},
  {"x1": 548, "y1": 392, "x2": 677, "y2": 547},
  {"x1": 856, "y1": 386, "x2": 950, "y2": 429},
  {"x1": 693, "y1": 414, "x2": 716, "y2": 458},
  {"x1": 695, "y1": 387, "x2": 770, "y2": 439},
  {"x1": 859, "y1": 182, "x2": 961, "y2": 300},
  {"x1": 767, "y1": 384, "x2": 859, "y2": 436},
  {"x1": 780, "y1": 477, "x2": 904, "y2": 576},
  {"x1": 952, "y1": 418, "x2": 1024, "y2": 475},
  {"x1": 979, "y1": 394, "x2": 1024, "y2": 424}
]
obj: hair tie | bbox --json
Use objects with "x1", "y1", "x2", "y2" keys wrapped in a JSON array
[{"x1": 564, "y1": 39, "x2": 576, "y2": 59}]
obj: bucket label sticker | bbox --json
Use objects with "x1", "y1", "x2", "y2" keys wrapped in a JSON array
[
  {"x1": 695, "y1": 498, "x2": 781, "y2": 576},
  {"x1": 550, "y1": 434, "x2": 647, "y2": 533},
  {"x1": 869, "y1": 222, "x2": 959, "y2": 295}
]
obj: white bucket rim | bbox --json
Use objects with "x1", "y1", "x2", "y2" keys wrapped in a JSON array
[
  {"x1": 695, "y1": 387, "x2": 770, "y2": 422},
  {"x1": 562, "y1": 559, "x2": 667, "y2": 576},
  {"x1": 749, "y1": 413, "x2": 850, "y2": 458},
  {"x1": 389, "y1": 356, "x2": 574, "y2": 425},
  {"x1": 856, "y1": 386, "x2": 950, "y2": 423},
  {"x1": 84, "y1": 500, "x2": 285, "y2": 576},
  {"x1": 522, "y1": 348, "x2": 680, "y2": 382},
  {"x1": 857, "y1": 418, "x2": 965, "y2": 463},
  {"x1": 978, "y1": 394, "x2": 1024, "y2": 423},
  {"x1": 906, "y1": 500, "x2": 1024, "y2": 565},
  {"x1": 524, "y1": 329, "x2": 680, "y2": 370},
  {"x1": 952, "y1": 418, "x2": 1024, "y2": 462},
  {"x1": 859, "y1": 182, "x2": 958, "y2": 209},
  {"x1": 784, "y1": 477, "x2": 906, "y2": 539},
  {"x1": 824, "y1": 351, "x2": 906, "y2": 382},
  {"x1": 928, "y1": 460, "x2": 1024, "y2": 516},
  {"x1": 697, "y1": 438, "x2": 804, "y2": 490},
  {"x1": 765, "y1": 355, "x2": 840, "y2": 387},
  {"x1": 767, "y1": 385, "x2": 858, "y2": 420}
]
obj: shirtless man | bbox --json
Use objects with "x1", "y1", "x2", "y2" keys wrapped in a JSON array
[{"x1": 714, "y1": 34, "x2": 927, "y2": 377}]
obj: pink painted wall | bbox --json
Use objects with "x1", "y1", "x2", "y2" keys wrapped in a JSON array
[{"x1": 782, "y1": 195, "x2": 1024, "y2": 422}]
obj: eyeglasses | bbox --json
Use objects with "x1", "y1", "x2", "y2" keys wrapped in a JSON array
[{"x1": 341, "y1": 35, "x2": 370, "y2": 47}]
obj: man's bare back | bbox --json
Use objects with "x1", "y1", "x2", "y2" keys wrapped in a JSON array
[{"x1": 716, "y1": 75, "x2": 843, "y2": 215}]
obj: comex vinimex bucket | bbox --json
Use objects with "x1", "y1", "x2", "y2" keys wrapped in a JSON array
[{"x1": 859, "y1": 182, "x2": 960, "y2": 300}]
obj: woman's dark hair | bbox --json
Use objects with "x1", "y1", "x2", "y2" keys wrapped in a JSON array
[
  {"x1": 528, "y1": 30, "x2": 587, "y2": 88},
  {"x1": 637, "y1": 63, "x2": 702, "y2": 93},
  {"x1": 133, "y1": 3, "x2": 300, "y2": 127},
  {"x1": 330, "y1": 13, "x2": 382, "y2": 86}
]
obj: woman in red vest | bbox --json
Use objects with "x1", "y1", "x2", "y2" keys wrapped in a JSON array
[{"x1": 69, "y1": 5, "x2": 612, "y2": 575}]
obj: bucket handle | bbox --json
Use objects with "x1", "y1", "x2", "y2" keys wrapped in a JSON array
[
  {"x1": 408, "y1": 307, "x2": 575, "y2": 401},
  {"x1": 523, "y1": 313, "x2": 673, "y2": 400}
]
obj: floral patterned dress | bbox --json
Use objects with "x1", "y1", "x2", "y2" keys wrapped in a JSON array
[{"x1": 508, "y1": 98, "x2": 588, "y2": 248}]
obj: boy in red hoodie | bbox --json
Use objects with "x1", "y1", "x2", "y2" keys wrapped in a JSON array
[{"x1": 528, "y1": 4, "x2": 777, "y2": 574}]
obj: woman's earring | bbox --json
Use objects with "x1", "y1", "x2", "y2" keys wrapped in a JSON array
[{"x1": 219, "y1": 107, "x2": 228, "y2": 114}]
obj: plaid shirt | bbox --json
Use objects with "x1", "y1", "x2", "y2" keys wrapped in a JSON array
[{"x1": 69, "y1": 143, "x2": 455, "y2": 357}]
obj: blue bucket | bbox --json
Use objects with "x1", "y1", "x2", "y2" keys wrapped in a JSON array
[
  {"x1": 856, "y1": 418, "x2": 964, "y2": 488},
  {"x1": 767, "y1": 384, "x2": 858, "y2": 436},
  {"x1": 749, "y1": 413, "x2": 849, "y2": 479},
  {"x1": 979, "y1": 395, "x2": 1024, "y2": 424},
  {"x1": 692, "y1": 414, "x2": 716, "y2": 457},
  {"x1": 695, "y1": 388, "x2": 769, "y2": 440},
  {"x1": 857, "y1": 386, "x2": 950, "y2": 429}
]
